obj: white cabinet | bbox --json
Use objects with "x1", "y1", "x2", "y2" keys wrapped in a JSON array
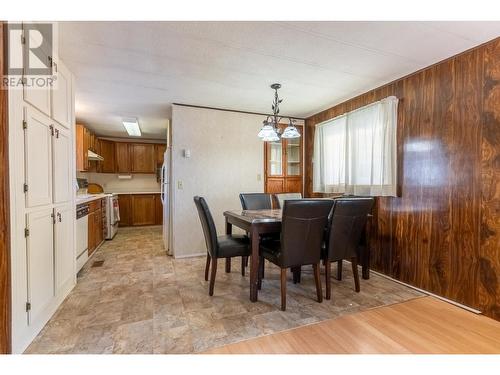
[
  {"x1": 51, "y1": 62, "x2": 72, "y2": 129},
  {"x1": 24, "y1": 107, "x2": 53, "y2": 208},
  {"x1": 52, "y1": 126, "x2": 72, "y2": 204},
  {"x1": 54, "y1": 204, "x2": 74, "y2": 295},
  {"x1": 26, "y1": 208, "x2": 54, "y2": 326}
]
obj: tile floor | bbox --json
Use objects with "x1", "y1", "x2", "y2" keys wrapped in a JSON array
[{"x1": 25, "y1": 226, "x2": 423, "y2": 354}]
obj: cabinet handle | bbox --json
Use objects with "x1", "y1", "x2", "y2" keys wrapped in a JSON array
[
  {"x1": 55, "y1": 129, "x2": 59, "y2": 139},
  {"x1": 49, "y1": 125, "x2": 54, "y2": 136}
]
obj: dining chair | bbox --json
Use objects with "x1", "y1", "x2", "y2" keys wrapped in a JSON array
[
  {"x1": 259, "y1": 199, "x2": 335, "y2": 310},
  {"x1": 239, "y1": 193, "x2": 273, "y2": 210},
  {"x1": 273, "y1": 192, "x2": 302, "y2": 209},
  {"x1": 322, "y1": 197, "x2": 374, "y2": 300},
  {"x1": 193, "y1": 196, "x2": 251, "y2": 296}
]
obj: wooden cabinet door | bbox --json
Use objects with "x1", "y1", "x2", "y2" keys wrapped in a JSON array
[
  {"x1": 115, "y1": 142, "x2": 131, "y2": 173},
  {"x1": 118, "y1": 194, "x2": 132, "y2": 227},
  {"x1": 155, "y1": 144, "x2": 167, "y2": 166},
  {"x1": 51, "y1": 61, "x2": 72, "y2": 129},
  {"x1": 95, "y1": 208, "x2": 103, "y2": 246},
  {"x1": 130, "y1": 144, "x2": 155, "y2": 173},
  {"x1": 83, "y1": 127, "x2": 90, "y2": 171},
  {"x1": 54, "y1": 204, "x2": 74, "y2": 295},
  {"x1": 155, "y1": 194, "x2": 163, "y2": 225},
  {"x1": 53, "y1": 125, "x2": 72, "y2": 204},
  {"x1": 98, "y1": 139, "x2": 116, "y2": 173},
  {"x1": 131, "y1": 194, "x2": 156, "y2": 225},
  {"x1": 24, "y1": 107, "x2": 53, "y2": 207},
  {"x1": 88, "y1": 211, "x2": 96, "y2": 255},
  {"x1": 76, "y1": 124, "x2": 86, "y2": 172},
  {"x1": 26, "y1": 208, "x2": 54, "y2": 326}
]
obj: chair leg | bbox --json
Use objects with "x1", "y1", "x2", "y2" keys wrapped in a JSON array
[
  {"x1": 225, "y1": 258, "x2": 231, "y2": 273},
  {"x1": 280, "y1": 268, "x2": 287, "y2": 311},
  {"x1": 209, "y1": 258, "x2": 218, "y2": 296},
  {"x1": 292, "y1": 266, "x2": 302, "y2": 284},
  {"x1": 325, "y1": 259, "x2": 331, "y2": 300},
  {"x1": 337, "y1": 260, "x2": 343, "y2": 280},
  {"x1": 351, "y1": 257, "x2": 360, "y2": 292},
  {"x1": 258, "y1": 256, "x2": 264, "y2": 290},
  {"x1": 204, "y1": 253, "x2": 211, "y2": 281},
  {"x1": 241, "y1": 256, "x2": 246, "y2": 276},
  {"x1": 313, "y1": 263, "x2": 323, "y2": 303},
  {"x1": 245, "y1": 256, "x2": 249, "y2": 267}
]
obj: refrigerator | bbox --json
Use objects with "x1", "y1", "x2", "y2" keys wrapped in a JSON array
[{"x1": 160, "y1": 147, "x2": 172, "y2": 255}]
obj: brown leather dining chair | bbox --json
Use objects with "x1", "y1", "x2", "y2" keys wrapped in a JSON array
[
  {"x1": 194, "y1": 196, "x2": 251, "y2": 296},
  {"x1": 239, "y1": 193, "x2": 273, "y2": 210},
  {"x1": 259, "y1": 199, "x2": 335, "y2": 311},
  {"x1": 322, "y1": 197, "x2": 374, "y2": 300}
]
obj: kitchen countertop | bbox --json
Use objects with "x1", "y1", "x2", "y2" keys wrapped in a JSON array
[{"x1": 76, "y1": 194, "x2": 110, "y2": 205}]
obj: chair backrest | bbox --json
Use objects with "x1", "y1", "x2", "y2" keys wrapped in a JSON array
[
  {"x1": 280, "y1": 199, "x2": 335, "y2": 268},
  {"x1": 193, "y1": 196, "x2": 218, "y2": 257},
  {"x1": 274, "y1": 193, "x2": 302, "y2": 209},
  {"x1": 326, "y1": 198, "x2": 374, "y2": 261},
  {"x1": 239, "y1": 193, "x2": 272, "y2": 210}
]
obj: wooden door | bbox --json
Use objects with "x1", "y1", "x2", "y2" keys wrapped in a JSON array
[
  {"x1": 118, "y1": 194, "x2": 132, "y2": 226},
  {"x1": 51, "y1": 61, "x2": 72, "y2": 129},
  {"x1": 155, "y1": 144, "x2": 167, "y2": 166},
  {"x1": 26, "y1": 208, "x2": 54, "y2": 326},
  {"x1": 155, "y1": 194, "x2": 163, "y2": 225},
  {"x1": 131, "y1": 194, "x2": 156, "y2": 225},
  {"x1": 52, "y1": 125, "x2": 72, "y2": 204},
  {"x1": 130, "y1": 144, "x2": 155, "y2": 173},
  {"x1": 24, "y1": 107, "x2": 53, "y2": 207},
  {"x1": 88, "y1": 211, "x2": 96, "y2": 255},
  {"x1": 54, "y1": 204, "x2": 74, "y2": 295},
  {"x1": 115, "y1": 142, "x2": 131, "y2": 173},
  {"x1": 98, "y1": 139, "x2": 116, "y2": 173}
]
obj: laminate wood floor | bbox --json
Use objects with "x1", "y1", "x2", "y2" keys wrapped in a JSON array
[{"x1": 206, "y1": 296, "x2": 500, "y2": 354}]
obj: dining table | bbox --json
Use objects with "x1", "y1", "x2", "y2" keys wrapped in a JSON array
[{"x1": 224, "y1": 208, "x2": 372, "y2": 302}]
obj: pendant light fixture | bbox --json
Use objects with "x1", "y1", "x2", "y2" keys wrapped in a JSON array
[{"x1": 258, "y1": 83, "x2": 300, "y2": 141}]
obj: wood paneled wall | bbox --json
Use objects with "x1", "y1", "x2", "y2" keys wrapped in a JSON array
[
  {"x1": 0, "y1": 21, "x2": 12, "y2": 353},
  {"x1": 305, "y1": 37, "x2": 500, "y2": 320}
]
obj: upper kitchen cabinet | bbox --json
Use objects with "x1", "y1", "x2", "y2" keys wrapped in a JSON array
[
  {"x1": 24, "y1": 107, "x2": 53, "y2": 207},
  {"x1": 76, "y1": 124, "x2": 88, "y2": 172},
  {"x1": 155, "y1": 144, "x2": 167, "y2": 166},
  {"x1": 115, "y1": 142, "x2": 131, "y2": 173},
  {"x1": 98, "y1": 140, "x2": 116, "y2": 173},
  {"x1": 51, "y1": 60, "x2": 73, "y2": 129},
  {"x1": 130, "y1": 143, "x2": 155, "y2": 173}
]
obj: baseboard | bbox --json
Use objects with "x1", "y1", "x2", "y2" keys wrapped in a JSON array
[{"x1": 173, "y1": 252, "x2": 206, "y2": 259}]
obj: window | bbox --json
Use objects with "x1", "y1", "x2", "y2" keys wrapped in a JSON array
[{"x1": 313, "y1": 96, "x2": 398, "y2": 196}]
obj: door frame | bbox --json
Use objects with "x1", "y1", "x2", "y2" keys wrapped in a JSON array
[{"x1": 0, "y1": 21, "x2": 12, "y2": 354}]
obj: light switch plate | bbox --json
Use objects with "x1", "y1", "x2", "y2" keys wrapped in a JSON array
[{"x1": 177, "y1": 180, "x2": 183, "y2": 190}]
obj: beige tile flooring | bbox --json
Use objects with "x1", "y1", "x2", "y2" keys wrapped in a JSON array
[{"x1": 25, "y1": 226, "x2": 423, "y2": 354}]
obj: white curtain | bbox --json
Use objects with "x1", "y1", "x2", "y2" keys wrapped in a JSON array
[{"x1": 313, "y1": 96, "x2": 398, "y2": 196}]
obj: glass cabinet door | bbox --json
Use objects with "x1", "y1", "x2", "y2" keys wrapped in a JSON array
[
  {"x1": 286, "y1": 134, "x2": 301, "y2": 176},
  {"x1": 268, "y1": 141, "x2": 283, "y2": 176}
]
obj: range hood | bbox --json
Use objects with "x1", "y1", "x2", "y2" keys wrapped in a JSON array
[{"x1": 87, "y1": 150, "x2": 104, "y2": 161}]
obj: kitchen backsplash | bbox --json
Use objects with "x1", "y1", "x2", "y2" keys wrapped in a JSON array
[{"x1": 77, "y1": 172, "x2": 160, "y2": 193}]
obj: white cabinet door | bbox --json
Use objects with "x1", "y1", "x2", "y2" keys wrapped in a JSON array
[
  {"x1": 26, "y1": 208, "x2": 54, "y2": 326},
  {"x1": 54, "y1": 204, "x2": 74, "y2": 294},
  {"x1": 22, "y1": 23, "x2": 52, "y2": 116},
  {"x1": 24, "y1": 107, "x2": 53, "y2": 208},
  {"x1": 51, "y1": 61, "x2": 72, "y2": 129},
  {"x1": 52, "y1": 125, "x2": 72, "y2": 204}
]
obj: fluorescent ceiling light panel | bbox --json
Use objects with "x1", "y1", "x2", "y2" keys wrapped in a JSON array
[{"x1": 122, "y1": 118, "x2": 141, "y2": 136}]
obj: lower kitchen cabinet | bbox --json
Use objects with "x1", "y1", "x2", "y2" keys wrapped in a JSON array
[
  {"x1": 118, "y1": 193, "x2": 162, "y2": 227},
  {"x1": 88, "y1": 199, "x2": 105, "y2": 256}
]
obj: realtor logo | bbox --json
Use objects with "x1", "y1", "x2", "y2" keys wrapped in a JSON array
[{"x1": 3, "y1": 22, "x2": 58, "y2": 89}]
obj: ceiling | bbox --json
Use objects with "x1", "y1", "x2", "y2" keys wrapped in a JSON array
[{"x1": 59, "y1": 21, "x2": 500, "y2": 139}]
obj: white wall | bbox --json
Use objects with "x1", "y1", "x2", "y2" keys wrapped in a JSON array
[
  {"x1": 77, "y1": 172, "x2": 160, "y2": 193},
  {"x1": 171, "y1": 105, "x2": 265, "y2": 257}
]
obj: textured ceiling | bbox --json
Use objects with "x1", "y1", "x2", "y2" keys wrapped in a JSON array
[{"x1": 59, "y1": 21, "x2": 500, "y2": 139}]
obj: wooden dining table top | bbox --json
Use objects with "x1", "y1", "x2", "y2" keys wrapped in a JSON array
[{"x1": 223, "y1": 209, "x2": 282, "y2": 223}]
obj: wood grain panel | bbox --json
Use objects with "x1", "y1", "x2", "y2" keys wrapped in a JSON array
[
  {"x1": 118, "y1": 194, "x2": 132, "y2": 227},
  {"x1": 131, "y1": 194, "x2": 156, "y2": 226},
  {"x1": 0, "y1": 21, "x2": 11, "y2": 354},
  {"x1": 304, "y1": 37, "x2": 500, "y2": 320}
]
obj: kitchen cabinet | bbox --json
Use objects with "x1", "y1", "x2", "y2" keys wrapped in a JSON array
[
  {"x1": 118, "y1": 194, "x2": 132, "y2": 227},
  {"x1": 155, "y1": 144, "x2": 167, "y2": 166},
  {"x1": 155, "y1": 194, "x2": 163, "y2": 225},
  {"x1": 115, "y1": 142, "x2": 131, "y2": 173},
  {"x1": 52, "y1": 125, "x2": 72, "y2": 204},
  {"x1": 131, "y1": 194, "x2": 156, "y2": 225},
  {"x1": 24, "y1": 107, "x2": 53, "y2": 208},
  {"x1": 54, "y1": 204, "x2": 74, "y2": 295},
  {"x1": 130, "y1": 144, "x2": 155, "y2": 173},
  {"x1": 26, "y1": 208, "x2": 55, "y2": 326},
  {"x1": 87, "y1": 199, "x2": 105, "y2": 256},
  {"x1": 88, "y1": 210, "x2": 96, "y2": 255},
  {"x1": 98, "y1": 139, "x2": 116, "y2": 173},
  {"x1": 76, "y1": 124, "x2": 86, "y2": 172},
  {"x1": 264, "y1": 124, "x2": 303, "y2": 195},
  {"x1": 51, "y1": 61, "x2": 72, "y2": 129}
]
